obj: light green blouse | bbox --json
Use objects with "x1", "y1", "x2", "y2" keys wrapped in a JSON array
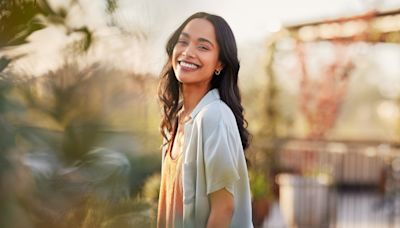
[{"x1": 162, "y1": 89, "x2": 253, "y2": 228}]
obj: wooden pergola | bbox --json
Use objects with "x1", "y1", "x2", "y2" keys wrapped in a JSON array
[
  {"x1": 262, "y1": 8, "x2": 400, "y2": 140},
  {"x1": 286, "y1": 9, "x2": 400, "y2": 43},
  {"x1": 260, "y1": 7, "x2": 400, "y2": 185}
]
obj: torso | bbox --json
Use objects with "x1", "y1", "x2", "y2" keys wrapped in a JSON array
[
  {"x1": 170, "y1": 122, "x2": 184, "y2": 160},
  {"x1": 157, "y1": 116, "x2": 189, "y2": 228}
]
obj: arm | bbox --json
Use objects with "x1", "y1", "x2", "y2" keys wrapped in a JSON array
[{"x1": 206, "y1": 188, "x2": 234, "y2": 228}]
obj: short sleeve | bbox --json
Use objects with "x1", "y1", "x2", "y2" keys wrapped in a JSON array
[{"x1": 203, "y1": 121, "x2": 240, "y2": 195}]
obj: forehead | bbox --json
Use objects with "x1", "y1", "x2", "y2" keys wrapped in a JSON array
[{"x1": 181, "y1": 18, "x2": 217, "y2": 43}]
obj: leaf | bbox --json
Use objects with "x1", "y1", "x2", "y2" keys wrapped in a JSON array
[{"x1": 0, "y1": 57, "x2": 11, "y2": 72}]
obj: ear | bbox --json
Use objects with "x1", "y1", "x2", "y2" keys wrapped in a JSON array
[{"x1": 216, "y1": 61, "x2": 224, "y2": 71}]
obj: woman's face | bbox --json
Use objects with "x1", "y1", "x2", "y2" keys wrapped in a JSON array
[{"x1": 172, "y1": 18, "x2": 223, "y2": 88}]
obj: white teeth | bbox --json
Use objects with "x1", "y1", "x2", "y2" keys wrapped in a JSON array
[{"x1": 180, "y1": 61, "x2": 198, "y2": 69}]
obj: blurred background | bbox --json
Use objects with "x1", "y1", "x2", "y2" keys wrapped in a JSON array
[{"x1": 0, "y1": 0, "x2": 400, "y2": 227}]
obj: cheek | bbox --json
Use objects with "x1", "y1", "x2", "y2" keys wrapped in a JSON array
[{"x1": 204, "y1": 55, "x2": 220, "y2": 70}]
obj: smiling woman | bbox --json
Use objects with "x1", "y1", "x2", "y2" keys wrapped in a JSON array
[
  {"x1": 172, "y1": 19, "x2": 223, "y2": 87},
  {"x1": 157, "y1": 12, "x2": 253, "y2": 228}
]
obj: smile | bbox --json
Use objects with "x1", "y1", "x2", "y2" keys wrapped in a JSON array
[{"x1": 179, "y1": 61, "x2": 200, "y2": 70}]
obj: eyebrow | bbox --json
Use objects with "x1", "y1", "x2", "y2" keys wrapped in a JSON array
[{"x1": 180, "y1": 32, "x2": 215, "y2": 47}]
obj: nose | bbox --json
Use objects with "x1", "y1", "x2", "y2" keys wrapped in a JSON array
[{"x1": 182, "y1": 44, "x2": 195, "y2": 57}]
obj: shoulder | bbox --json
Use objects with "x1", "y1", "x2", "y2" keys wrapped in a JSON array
[{"x1": 196, "y1": 100, "x2": 236, "y2": 131}]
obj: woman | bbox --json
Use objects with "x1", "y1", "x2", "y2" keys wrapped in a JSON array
[{"x1": 157, "y1": 12, "x2": 253, "y2": 228}]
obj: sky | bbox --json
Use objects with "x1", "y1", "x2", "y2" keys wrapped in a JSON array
[
  {"x1": 128, "y1": 0, "x2": 400, "y2": 43},
  {"x1": 3, "y1": 0, "x2": 400, "y2": 76}
]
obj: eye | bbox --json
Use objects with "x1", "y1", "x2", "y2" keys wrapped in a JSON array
[
  {"x1": 177, "y1": 39, "x2": 188, "y2": 45},
  {"x1": 198, "y1": 45, "x2": 210, "y2": 51}
]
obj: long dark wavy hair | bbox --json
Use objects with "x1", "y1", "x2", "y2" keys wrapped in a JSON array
[{"x1": 158, "y1": 12, "x2": 250, "y2": 151}]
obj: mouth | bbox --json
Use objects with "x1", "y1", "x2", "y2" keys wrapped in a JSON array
[{"x1": 178, "y1": 60, "x2": 200, "y2": 71}]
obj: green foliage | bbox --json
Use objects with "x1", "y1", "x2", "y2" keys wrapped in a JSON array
[
  {"x1": 0, "y1": 73, "x2": 22, "y2": 165},
  {"x1": 129, "y1": 155, "x2": 161, "y2": 196},
  {"x1": 142, "y1": 173, "x2": 161, "y2": 204},
  {"x1": 0, "y1": 0, "x2": 42, "y2": 47},
  {"x1": 249, "y1": 169, "x2": 273, "y2": 201},
  {"x1": 0, "y1": 73, "x2": 34, "y2": 228},
  {"x1": 0, "y1": 1, "x2": 163, "y2": 226},
  {"x1": 106, "y1": 0, "x2": 118, "y2": 14},
  {"x1": 0, "y1": 0, "x2": 96, "y2": 71},
  {"x1": 0, "y1": 63, "x2": 162, "y2": 227}
]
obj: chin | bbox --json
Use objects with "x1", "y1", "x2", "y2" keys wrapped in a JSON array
[{"x1": 176, "y1": 73, "x2": 195, "y2": 82}]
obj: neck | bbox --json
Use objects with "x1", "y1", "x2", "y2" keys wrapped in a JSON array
[{"x1": 180, "y1": 84, "x2": 211, "y2": 116}]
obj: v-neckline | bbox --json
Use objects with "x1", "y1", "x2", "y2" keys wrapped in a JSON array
[{"x1": 168, "y1": 119, "x2": 184, "y2": 161}]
